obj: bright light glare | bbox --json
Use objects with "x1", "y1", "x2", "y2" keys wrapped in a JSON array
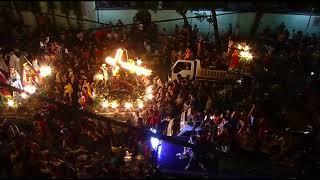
[
  {"x1": 104, "y1": 48, "x2": 152, "y2": 76},
  {"x1": 238, "y1": 43, "x2": 253, "y2": 63},
  {"x1": 150, "y1": 128, "x2": 157, "y2": 134},
  {"x1": 21, "y1": 93, "x2": 29, "y2": 99},
  {"x1": 94, "y1": 73, "x2": 104, "y2": 81},
  {"x1": 105, "y1": 57, "x2": 117, "y2": 66},
  {"x1": 137, "y1": 101, "x2": 144, "y2": 109},
  {"x1": 115, "y1": 49, "x2": 124, "y2": 62},
  {"x1": 124, "y1": 102, "x2": 133, "y2": 110},
  {"x1": 311, "y1": 72, "x2": 314, "y2": 76},
  {"x1": 101, "y1": 100, "x2": 109, "y2": 108},
  {"x1": 146, "y1": 94, "x2": 153, "y2": 100},
  {"x1": 239, "y1": 51, "x2": 253, "y2": 61},
  {"x1": 40, "y1": 65, "x2": 52, "y2": 77},
  {"x1": 24, "y1": 85, "x2": 37, "y2": 94},
  {"x1": 7, "y1": 100, "x2": 14, "y2": 107},
  {"x1": 112, "y1": 66, "x2": 120, "y2": 76},
  {"x1": 150, "y1": 137, "x2": 160, "y2": 150},
  {"x1": 110, "y1": 101, "x2": 119, "y2": 109},
  {"x1": 136, "y1": 59, "x2": 142, "y2": 66},
  {"x1": 157, "y1": 144, "x2": 162, "y2": 158},
  {"x1": 146, "y1": 85, "x2": 153, "y2": 94}
]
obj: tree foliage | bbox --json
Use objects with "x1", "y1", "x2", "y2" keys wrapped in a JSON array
[
  {"x1": 175, "y1": 1, "x2": 191, "y2": 26},
  {"x1": 194, "y1": 9, "x2": 222, "y2": 53},
  {"x1": 133, "y1": 1, "x2": 160, "y2": 26},
  {"x1": 194, "y1": 11, "x2": 212, "y2": 23},
  {"x1": 134, "y1": 9, "x2": 151, "y2": 25}
]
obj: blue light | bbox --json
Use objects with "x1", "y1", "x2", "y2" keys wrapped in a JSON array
[
  {"x1": 150, "y1": 137, "x2": 160, "y2": 150},
  {"x1": 157, "y1": 144, "x2": 162, "y2": 159},
  {"x1": 150, "y1": 128, "x2": 157, "y2": 134}
]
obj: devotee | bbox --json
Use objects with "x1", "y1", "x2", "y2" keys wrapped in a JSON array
[
  {"x1": 0, "y1": 16, "x2": 319, "y2": 178},
  {"x1": 8, "y1": 67, "x2": 23, "y2": 90},
  {"x1": 184, "y1": 134, "x2": 207, "y2": 171},
  {"x1": 9, "y1": 51, "x2": 22, "y2": 77}
]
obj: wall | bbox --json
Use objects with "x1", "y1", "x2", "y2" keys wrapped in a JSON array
[
  {"x1": 97, "y1": 10, "x2": 239, "y2": 37},
  {"x1": 94, "y1": 9, "x2": 320, "y2": 37},
  {"x1": 257, "y1": 13, "x2": 320, "y2": 35},
  {"x1": 10, "y1": 1, "x2": 320, "y2": 37},
  {"x1": 14, "y1": 1, "x2": 97, "y2": 30}
]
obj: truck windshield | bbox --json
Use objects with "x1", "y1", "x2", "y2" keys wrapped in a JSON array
[{"x1": 173, "y1": 62, "x2": 191, "y2": 73}]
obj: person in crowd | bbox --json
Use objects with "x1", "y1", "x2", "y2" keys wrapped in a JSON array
[
  {"x1": 8, "y1": 67, "x2": 23, "y2": 90},
  {"x1": 184, "y1": 134, "x2": 207, "y2": 171},
  {"x1": 133, "y1": 111, "x2": 142, "y2": 127},
  {"x1": 0, "y1": 17, "x2": 319, "y2": 177}
]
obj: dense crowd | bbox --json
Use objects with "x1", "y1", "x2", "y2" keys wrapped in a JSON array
[
  {"x1": 0, "y1": 14, "x2": 320, "y2": 177},
  {"x1": 1, "y1": 18, "x2": 227, "y2": 109},
  {"x1": 142, "y1": 22, "x2": 320, "y2": 171},
  {"x1": 150, "y1": 74, "x2": 318, "y2": 170},
  {"x1": 0, "y1": 103, "x2": 153, "y2": 177}
]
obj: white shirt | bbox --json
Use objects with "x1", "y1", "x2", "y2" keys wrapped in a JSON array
[
  {"x1": 9, "y1": 70, "x2": 23, "y2": 89},
  {"x1": 166, "y1": 118, "x2": 174, "y2": 136},
  {"x1": 146, "y1": 45, "x2": 151, "y2": 54},
  {"x1": 180, "y1": 110, "x2": 187, "y2": 128}
]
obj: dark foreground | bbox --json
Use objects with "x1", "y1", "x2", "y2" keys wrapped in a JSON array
[{"x1": 155, "y1": 138, "x2": 316, "y2": 178}]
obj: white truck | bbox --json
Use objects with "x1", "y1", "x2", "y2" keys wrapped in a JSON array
[{"x1": 168, "y1": 59, "x2": 234, "y2": 81}]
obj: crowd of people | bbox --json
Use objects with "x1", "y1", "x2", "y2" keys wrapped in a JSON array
[
  {"x1": 0, "y1": 102, "x2": 153, "y2": 177},
  {"x1": 0, "y1": 12, "x2": 320, "y2": 177},
  {"x1": 1, "y1": 18, "x2": 226, "y2": 109},
  {"x1": 142, "y1": 22, "x2": 320, "y2": 172},
  {"x1": 148, "y1": 71, "x2": 314, "y2": 169}
]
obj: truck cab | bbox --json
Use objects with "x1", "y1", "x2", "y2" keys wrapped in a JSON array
[
  {"x1": 169, "y1": 59, "x2": 233, "y2": 82},
  {"x1": 169, "y1": 60, "x2": 196, "y2": 81}
]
